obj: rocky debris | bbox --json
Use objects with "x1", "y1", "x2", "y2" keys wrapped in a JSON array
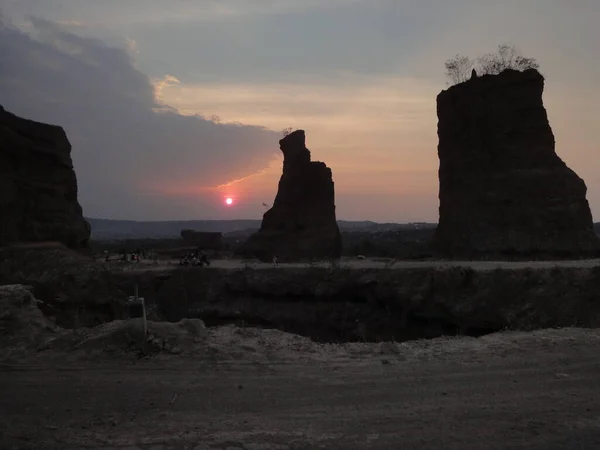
[
  {"x1": 180, "y1": 230, "x2": 224, "y2": 250},
  {"x1": 0, "y1": 284, "x2": 58, "y2": 352},
  {"x1": 0, "y1": 105, "x2": 90, "y2": 249},
  {"x1": 0, "y1": 285, "x2": 203, "y2": 358},
  {"x1": 245, "y1": 130, "x2": 342, "y2": 262},
  {"x1": 434, "y1": 69, "x2": 600, "y2": 258},
  {"x1": 66, "y1": 318, "x2": 208, "y2": 355},
  {"x1": 0, "y1": 244, "x2": 126, "y2": 328}
]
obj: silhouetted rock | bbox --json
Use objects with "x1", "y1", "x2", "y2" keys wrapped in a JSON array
[
  {"x1": 434, "y1": 69, "x2": 600, "y2": 258},
  {"x1": 180, "y1": 230, "x2": 223, "y2": 250},
  {"x1": 245, "y1": 130, "x2": 341, "y2": 262},
  {"x1": 0, "y1": 105, "x2": 90, "y2": 248}
]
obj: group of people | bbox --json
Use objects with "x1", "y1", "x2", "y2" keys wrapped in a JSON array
[
  {"x1": 103, "y1": 248, "x2": 157, "y2": 265},
  {"x1": 102, "y1": 247, "x2": 211, "y2": 267},
  {"x1": 179, "y1": 249, "x2": 211, "y2": 267}
]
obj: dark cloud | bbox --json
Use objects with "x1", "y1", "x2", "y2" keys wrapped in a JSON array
[{"x1": 0, "y1": 16, "x2": 279, "y2": 219}]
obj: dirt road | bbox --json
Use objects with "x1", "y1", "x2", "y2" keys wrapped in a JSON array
[
  {"x1": 113, "y1": 257, "x2": 600, "y2": 273},
  {"x1": 206, "y1": 257, "x2": 600, "y2": 270},
  {"x1": 2, "y1": 327, "x2": 600, "y2": 449}
]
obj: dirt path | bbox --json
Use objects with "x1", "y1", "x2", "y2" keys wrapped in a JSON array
[
  {"x1": 2, "y1": 328, "x2": 600, "y2": 449},
  {"x1": 207, "y1": 258, "x2": 600, "y2": 270},
  {"x1": 111, "y1": 257, "x2": 600, "y2": 273}
]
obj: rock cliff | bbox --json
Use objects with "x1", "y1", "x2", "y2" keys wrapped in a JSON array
[
  {"x1": 0, "y1": 105, "x2": 90, "y2": 248},
  {"x1": 434, "y1": 69, "x2": 600, "y2": 258},
  {"x1": 245, "y1": 130, "x2": 341, "y2": 261}
]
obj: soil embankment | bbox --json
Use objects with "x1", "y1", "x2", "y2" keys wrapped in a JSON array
[
  {"x1": 114, "y1": 263, "x2": 600, "y2": 342},
  {"x1": 4, "y1": 245, "x2": 600, "y2": 343}
]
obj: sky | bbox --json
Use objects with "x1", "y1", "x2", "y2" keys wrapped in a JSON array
[{"x1": 1, "y1": 0, "x2": 599, "y2": 222}]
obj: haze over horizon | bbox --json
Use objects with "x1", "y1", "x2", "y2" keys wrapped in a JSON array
[{"x1": 1, "y1": 1, "x2": 599, "y2": 223}]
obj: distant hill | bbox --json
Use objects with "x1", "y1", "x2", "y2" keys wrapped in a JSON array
[{"x1": 86, "y1": 218, "x2": 437, "y2": 241}]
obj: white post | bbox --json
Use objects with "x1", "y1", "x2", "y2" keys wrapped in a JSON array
[
  {"x1": 142, "y1": 297, "x2": 147, "y2": 338},
  {"x1": 134, "y1": 283, "x2": 147, "y2": 338}
]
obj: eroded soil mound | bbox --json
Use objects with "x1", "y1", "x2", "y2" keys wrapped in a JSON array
[
  {"x1": 4, "y1": 283, "x2": 600, "y2": 371},
  {"x1": 0, "y1": 244, "x2": 125, "y2": 327},
  {"x1": 205, "y1": 324, "x2": 600, "y2": 366},
  {"x1": 0, "y1": 285, "x2": 59, "y2": 359},
  {"x1": 0, "y1": 284, "x2": 207, "y2": 359},
  {"x1": 0, "y1": 284, "x2": 59, "y2": 354},
  {"x1": 58, "y1": 318, "x2": 208, "y2": 356}
]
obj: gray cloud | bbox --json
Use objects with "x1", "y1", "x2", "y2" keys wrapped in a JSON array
[
  {"x1": 0, "y1": 16, "x2": 279, "y2": 219},
  {"x1": 127, "y1": 2, "x2": 459, "y2": 84},
  {"x1": 3, "y1": 0, "x2": 459, "y2": 84}
]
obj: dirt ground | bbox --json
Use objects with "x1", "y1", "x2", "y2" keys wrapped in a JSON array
[
  {"x1": 2, "y1": 325, "x2": 600, "y2": 449},
  {"x1": 107, "y1": 256, "x2": 600, "y2": 274}
]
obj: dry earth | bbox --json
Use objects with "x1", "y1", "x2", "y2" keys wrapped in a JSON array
[
  {"x1": 108, "y1": 257, "x2": 600, "y2": 273},
  {"x1": 2, "y1": 320, "x2": 600, "y2": 449},
  {"x1": 3, "y1": 256, "x2": 600, "y2": 450}
]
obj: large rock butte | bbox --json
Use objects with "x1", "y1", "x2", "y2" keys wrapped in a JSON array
[
  {"x1": 434, "y1": 69, "x2": 600, "y2": 257},
  {"x1": 0, "y1": 105, "x2": 90, "y2": 248},
  {"x1": 245, "y1": 130, "x2": 341, "y2": 261}
]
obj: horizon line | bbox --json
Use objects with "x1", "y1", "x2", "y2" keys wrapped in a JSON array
[{"x1": 85, "y1": 217, "x2": 438, "y2": 224}]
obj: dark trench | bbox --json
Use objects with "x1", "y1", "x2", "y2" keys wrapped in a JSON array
[
  {"x1": 196, "y1": 311, "x2": 500, "y2": 343},
  {"x1": 139, "y1": 297, "x2": 503, "y2": 344}
]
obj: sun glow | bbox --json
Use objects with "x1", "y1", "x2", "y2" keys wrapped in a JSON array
[{"x1": 225, "y1": 197, "x2": 233, "y2": 205}]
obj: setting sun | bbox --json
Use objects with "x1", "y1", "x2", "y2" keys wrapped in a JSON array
[{"x1": 225, "y1": 197, "x2": 233, "y2": 206}]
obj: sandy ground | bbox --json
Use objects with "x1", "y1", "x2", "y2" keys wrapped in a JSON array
[
  {"x1": 108, "y1": 257, "x2": 600, "y2": 273},
  {"x1": 2, "y1": 326, "x2": 600, "y2": 449}
]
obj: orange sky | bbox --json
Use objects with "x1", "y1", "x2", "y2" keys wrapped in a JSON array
[
  {"x1": 157, "y1": 69, "x2": 600, "y2": 221},
  {"x1": 154, "y1": 74, "x2": 436, "y2": 220}
]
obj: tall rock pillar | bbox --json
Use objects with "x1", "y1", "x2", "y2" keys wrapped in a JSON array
[
  {"x1": 434, "y1": 69, "x2": 599, "y2": 258},
  {"x1": 245, "y1": 130, "x2": 342, "y2": 262}
]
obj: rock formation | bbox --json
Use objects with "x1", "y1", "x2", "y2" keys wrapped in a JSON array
[
  {"x1": 0, "y1": 105, "x2": 90, "y2": 248},
  {"x1": 434, "y1": 69, "x2": 600, "y2": 257},
  {"x1": 245, "y1": 130, "x2": 341, "y2": 261}
]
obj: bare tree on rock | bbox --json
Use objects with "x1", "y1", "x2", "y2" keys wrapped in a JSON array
[
  {"x1": 444, "y1": 44, "x2": 540, "y2": 86},
  {"x1": 444, "y1": 54, "x2": 475, "y2": 85},
  {"x1": 477, "y1": 44, "x2": 539, "y2": 75}
]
